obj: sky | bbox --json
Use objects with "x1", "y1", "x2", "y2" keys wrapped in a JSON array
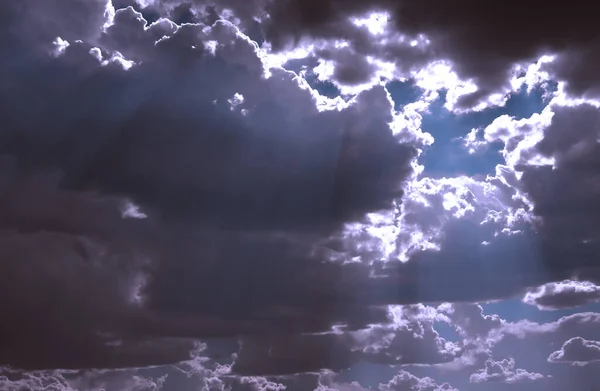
[{"x1": 2, "y1": 1, "x2": 600, "y2": 390}]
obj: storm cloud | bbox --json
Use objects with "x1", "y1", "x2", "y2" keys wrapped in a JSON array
[{"x1": 3, "y1": 0, "x2": 600, "y2": 390}]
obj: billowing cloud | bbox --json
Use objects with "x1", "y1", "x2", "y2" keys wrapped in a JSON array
[
  {"x1": 315, "y1": 371, "x2": 367, "y2": 391},
  {"x1": 178, "y1": 0, "x2": 600, "y2": 109},
  {"x1": 477, "y1": 96, "x2": 600, "y2": 293},
  {"x1": 229, "y1": 305, "x2": 459, "y2": 376},
  {"x1": 439, "y1": 303, "x2": 504, "y2": 340},
  {"x1": 469, "y1": 358, "x2": 545, "y2": 384},
  {"x1": 379, "y1": 371, "x2": 457, "y2": 391},
  {"x1": 349, "y1": 305, "x2": 460, "y2": 367},
  {"x1": 0, "y1": 368, "x2": 167, "y2": 391},
  {"x1": 0, "y1": 0, "x2": 424, "y2": 373},
  {"x1": 235, "y1": 376, "x2": 287, "y2": 391},
  {"x1": 4, "y1": 0, "x2": 600, "y2": 389},
  {"x1": 548, "y1": 337, "x2": 600, "y2": 365},
  {"x1": 523, "y1": 280, "x2": 600, "y2": 310},
  {"x1": 315, "y1": 370, "x2": 458, "y2": 391}
]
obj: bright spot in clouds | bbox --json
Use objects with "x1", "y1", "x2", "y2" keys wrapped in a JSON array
[{"x1": 351, "y1": 11, "x2": 391, "y2": 36}]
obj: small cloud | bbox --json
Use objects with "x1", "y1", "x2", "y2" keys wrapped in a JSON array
[
  {"x1": 470, "y1": 357, "x2": 546, "y2": 384},
  {"x1": 548, "y1": 337, "x2": 600, "y2": 365}
]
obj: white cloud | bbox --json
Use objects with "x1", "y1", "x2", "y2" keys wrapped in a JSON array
[
  {"x1": 548, "y1": 337, "x2": 600, "y2": 365},
  {"x1": 523, "y1": 280, "x2": 600, "y2": 310},
  {"x1": 469, "y1": 357, "x2": 545, "y2": 384},
  {"x1": 379, "y1": 370, "x2": 458, "y2": 391}
]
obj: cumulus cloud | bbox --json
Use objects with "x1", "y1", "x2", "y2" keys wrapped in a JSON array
[
  {"x1": 235, "y1": 376, "x2": 287, "y2": 391},
  {"x1": 255, "y1": 0, "x2": 600, "y2": 109},
  {"x1": 349, "y1": 305, "x2": 460, "y2": 367},
  {"x1": 0, "y1": 368, "x2": 167, "y2": 391},
  {"x1": 548, "y1": 337, "x2": 600, "y2": 365},
  {"x1": 102, "y1": 0, "x2": 600, "y2": 110},
  {"x1": 0, "y1": 0, "x2": 426, "y2": 373},
  {"x1": 523, "y1": 280, "x2": 600, "y2": 310},
  {"x1": 315, "y1": 371, "x2": 368, "y2": 391},
  {"x1": 469, "y1": 357, "x2": 545, "y2": 384},
  {"x1": 314, "y1": 370, "x2": 458, "y2": 391},
  {"x1": 480, "y1": 95, "x2": 600, "y2": 290},
  {"x1": 2, "y1": 0, "x2": 571, "y2": 376},
  {"x1": 229, "y1": 305, "x2": 459, "y2": 376},
  {"x1": 5, "y1": 0, "x2": 600, "y2": 389},
  {"x1": 378, "y1": 371, "x2": 457, "y2": 391}
]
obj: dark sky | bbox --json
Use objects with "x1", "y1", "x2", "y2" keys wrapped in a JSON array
[{"x1": 2, "y1": 1, "x2": 600, "y2": 390}]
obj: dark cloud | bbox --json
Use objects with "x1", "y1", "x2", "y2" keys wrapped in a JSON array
[
  {"x1": 104, "y1": 0, "x2": 600, "y2": 109},
  {"x1": 231, "y1": 333, "x2": 355, "y2": 376},
  {"x1": 0, "y1": 0, "x2": 108, "y2": 50},
  {"x1": 0, "y1": 0, "x2": 422, "y2": 375},
  {"x1": 15, "y1": 6, "x2": 416, "y2": 234},
  {"x1": 0, "y1": 168, "x2": 200, "y2": 370},
  {"x1": 503, "y1": 103, "x2": 600, "y2": 283},
  {"x1": 257, "y1": 0, "x2": 600, "y2": 108},
  {"x1": 481, "y1": 100, "x2": 600, "y2": 295},
  {"x1": 5, "y1": 0, "x2": 600, "y2": 388},
  {"x1": 229, "y1": 305, "x2": 458, "y2": 376},
  {"x1": 314, "y1": 46, "x2": 379, "y2": 86}
]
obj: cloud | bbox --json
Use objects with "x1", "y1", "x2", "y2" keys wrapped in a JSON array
[
  {"x1": 95, "y1": 0, "x2": 600, "y2": 111},
  {"x1": 548, "y1": 337, "x2": 600, "y2": 365},
  {"x1": 439, "y1": 303, "x2": 504, "y2": 340},
  {"x1": 0, "y1": 371, "x2": 76, "y2": 391},
  {"x1": 235, "y1": 376, "x2": 287, "y2": 391},
  {"x1": 231, "y1": 333, "x2": 354, "y2": 376},
  {"x1": 6, "y1": 0, "x2": 600, "y2": 388},
  {"x1": 523, "y1": 280, "x2": 600, "y2": 310},
  {"x1": 314, "y1": 369, "x2": 458, "y2": 391},
  {"x1": 378, "y1": 370, "x2": 458, "y2": 391},
  {"x1": 469, "y1": 357, "x2": 545, "y2": 384},
  {"x1": 250, "y1": 0, "x2": 600, "y2": 109},
  {"x1": 350, "y1": 305, "x2": 460, "y2": 367},
  {"x1": 315, "y1": 371, "x2": 367, "y2": 391},
  {"x1": 0, "y1": 0, "x2": 427, "y2": 374},
  {"x1": 481, "y1": 97, "x2": 600, "y2": 288},
  {"x1": 486, "y1": 311, "x2": 600, "y2": 375},
  {"x1": 3, "y1": 5, "x2": 418, "y2": 236},
  {"x1": 11, "y1": 0, "x2": 583, "y2": 376},
  {"x1": 0, "y1": 168, "x2": 202, "y2": 370},
  {"x1": 499, "y1": 312, "x2": 600, "y2": 342},
  {"x1": 0, "y1": 368, "x2": 167, "y2": 391},
  {"x1": 230, "y1": 305, "x2": 459, "y2": 376}
]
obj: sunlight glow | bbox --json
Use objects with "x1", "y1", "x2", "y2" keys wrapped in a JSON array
[{"x1": 350, "y1": 11, "x2": 391, "y2": 36}]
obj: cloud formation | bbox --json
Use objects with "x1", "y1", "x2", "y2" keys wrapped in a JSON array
[
  {"x1": 379, "y1": 371, "x2": 457, "y2": 391},
  {"x1": 469, "y1": 358, "x2": 545, "y2": 384},
  {"x1": 4, "y1": 0, "x2": 600, "y2": 389},
  {"x1": 548, "y1": 337, "x2": 600, "y2": 365},
  {"x1": 523, "y1": 280, "x2": 600, "y2": 310}
]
